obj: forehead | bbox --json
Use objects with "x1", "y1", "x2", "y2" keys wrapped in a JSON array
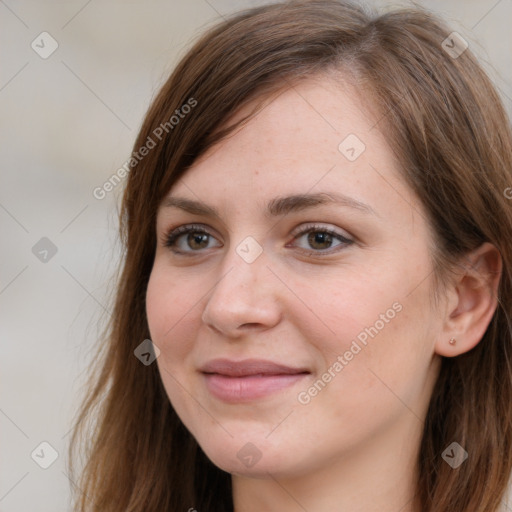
[
  {"x1": 163, "y1": 76, "x2": 420, "y2": 226},
  {"x1": 189, "y1": 76, "x2": 378, "y2": 175}
]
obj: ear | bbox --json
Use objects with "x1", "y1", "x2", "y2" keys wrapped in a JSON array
[{"x1": 435, "y1": 242, "x2": 502, "y2": 357}]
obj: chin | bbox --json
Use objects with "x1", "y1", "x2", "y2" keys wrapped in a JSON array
[{"x1": 196, "y1": 436, "x2": 306, "y2": 478}]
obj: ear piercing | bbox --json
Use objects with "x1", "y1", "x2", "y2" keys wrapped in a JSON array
[{"x1": 449, "y1": 337, "x2": 456, "y2": 345}]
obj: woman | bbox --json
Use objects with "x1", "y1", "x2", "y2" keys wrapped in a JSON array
[{"x1": 68, "y1": 1, "x2": 512, "y2": 511}]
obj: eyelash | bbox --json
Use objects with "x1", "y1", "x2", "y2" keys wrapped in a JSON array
[{"x1": 162, "y1": 223, "x2": 354, "y2": 257}]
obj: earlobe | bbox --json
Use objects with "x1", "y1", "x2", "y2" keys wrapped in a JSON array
[{"x1": 435, "y1": 242, "x2": 502, "y2": 358}]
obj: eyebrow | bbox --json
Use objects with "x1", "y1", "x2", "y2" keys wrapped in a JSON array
[{"x1": 161, "y1": 192, "x2": 377, "y2": 219}]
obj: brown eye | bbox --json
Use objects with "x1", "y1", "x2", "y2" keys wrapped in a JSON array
[
  {"x1": 186, "y1": 232, "x2": 210, "y2": 250},
  {"x1": 164, "y1": 225, "x2": 221, "y2": 254},
  {"x1": 306, "y1": 231, "x2": 334, "y2": 250},
  {"x1": 291, "y1": 225, "x2": 353, "y2": 255}
]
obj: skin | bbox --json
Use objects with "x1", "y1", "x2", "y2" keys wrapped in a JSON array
[{"x1": 146, "y1": 76, "x2": 501, "y2": 512}]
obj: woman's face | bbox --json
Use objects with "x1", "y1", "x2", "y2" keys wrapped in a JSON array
[{"x1": 146, "y1": 77, "x2": 444, "y2": 478}]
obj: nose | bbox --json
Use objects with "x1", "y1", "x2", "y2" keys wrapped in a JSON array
[{"x1": 201, "y1": 246, "x2": 282, "y2": 338}]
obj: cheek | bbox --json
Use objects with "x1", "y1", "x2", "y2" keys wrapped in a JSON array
[
  {"x1": 289, "y1": 265, "x2": 405, "y2": 352},
  {"x1": 146, "y1": 267, "x2": 170, "y2": 342},
  {"x1": 295, "y1": 310, "x2": 431, "y2": 451},
  {"x1": 292, "y1": 258, "x2": 435, "y2": 394},
  {"x1": 146, "y1": 263, "x2": 198, "y2": 364},
  {"x1": 146, "y1": 264, "x2": 203, "y2": 427}
]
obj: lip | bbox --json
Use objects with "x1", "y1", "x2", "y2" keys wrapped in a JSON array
[{"x1": 200, "y1": 358, "x2": 310, "y2": 403}]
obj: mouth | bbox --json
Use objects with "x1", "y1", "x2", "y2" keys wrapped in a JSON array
[{"x1": 199, "y1": 358, "x2": 311, "y2": 403}]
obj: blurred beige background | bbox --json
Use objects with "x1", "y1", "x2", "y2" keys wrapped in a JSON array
[{"x1": 1, "y1": 1, "x2": 511, "y2": 510}]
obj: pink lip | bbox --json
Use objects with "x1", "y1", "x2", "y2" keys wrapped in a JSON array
[{"x1": 200, "y1": 358, "x2": 310, "y2": 403}]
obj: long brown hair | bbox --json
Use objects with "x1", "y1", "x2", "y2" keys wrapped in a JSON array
[{"x1": 68, "y1": 1, "x2": 512, "y2": 510}]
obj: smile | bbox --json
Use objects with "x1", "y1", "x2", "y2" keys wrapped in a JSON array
[{"x1": 200, "y1": 358, "x2": 310, "y2": 403}]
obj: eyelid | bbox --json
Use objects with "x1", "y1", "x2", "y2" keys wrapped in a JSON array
[
  {"x1": 290, "y1": 222, "x2": 352, "y2": 240},
  {"x1": 162, "y1": 221, "x2": 354, "y2": 255},
  {"x1": 287, "y1": 223, "x2": 354, "y2": 254},
  {"x1": 161, "y1": 223, "x2": 220, "y2": 251}
]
